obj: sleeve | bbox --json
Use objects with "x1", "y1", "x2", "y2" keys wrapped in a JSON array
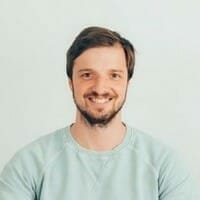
[
  {"x1": 158, "y1": 150, "x2": 198, "y2": 200},
  {"x1": 0, "y1": 154, "x2": 36, "y2": 200}
]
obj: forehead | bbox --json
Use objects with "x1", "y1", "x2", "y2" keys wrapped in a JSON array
[{"x1": 73, "y1": 44, "x2": 127, "y2": 72}]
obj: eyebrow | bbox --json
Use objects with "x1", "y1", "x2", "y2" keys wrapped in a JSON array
[
  {"x1": 78, "y1": 68, "x2": 93, "y2": 73},
  {"x1": 109, "y1": 69, "x2": 124, "y2": 73},
  {"x1": 77, "y1": 68, "x2": 125, "y2": 73}
]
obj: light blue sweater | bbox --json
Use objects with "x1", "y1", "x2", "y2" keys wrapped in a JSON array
[{"x1": 0, "y1": 126, "x2": 196, "y2": 199}]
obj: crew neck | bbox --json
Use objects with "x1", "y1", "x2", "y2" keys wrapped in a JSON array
[{"x1": 64, "y1": 125, "x2": 133, "y2": 157}]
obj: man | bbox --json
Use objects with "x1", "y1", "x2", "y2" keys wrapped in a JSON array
[{"x1": 0, "y1": 26, "x2": 196, "y2": 199}]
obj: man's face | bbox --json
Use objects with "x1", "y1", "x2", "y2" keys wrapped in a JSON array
[{"x1": 69, "y1": 44, "x2": 129, "y2": 126}]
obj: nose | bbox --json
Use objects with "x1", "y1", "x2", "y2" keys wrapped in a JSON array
[{"x1": 91, "y1": 76, "x2": 109, "y2": 95}]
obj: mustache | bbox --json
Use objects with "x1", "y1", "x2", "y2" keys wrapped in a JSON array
[{"x1": 83, "y1": 91, "x2": 114, "y2": 98}]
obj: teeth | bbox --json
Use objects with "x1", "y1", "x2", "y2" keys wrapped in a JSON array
[{"x1": 89, "y1": 98, "x2": 110, "y2": 104}]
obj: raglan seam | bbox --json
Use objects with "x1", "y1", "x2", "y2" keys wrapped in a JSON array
[
  {"x1": 127, "y1": 129, "x2": 159, "y2": 178},
  {"x1": 35, "y1": 130, "x2": 68, "y2": 196}
]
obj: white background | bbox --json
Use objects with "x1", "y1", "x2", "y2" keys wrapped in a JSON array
[{"x1": 0, "y1": 0, "x2": 199, "y2": 188}]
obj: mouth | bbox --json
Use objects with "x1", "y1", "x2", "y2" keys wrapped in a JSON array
[{"x1": 87, "y1": 97, "x2": 113, "y2": 104}]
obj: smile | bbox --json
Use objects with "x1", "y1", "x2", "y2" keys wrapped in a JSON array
[{"x1": 88, "y1": 97, "x2": 112, "y2": 104}]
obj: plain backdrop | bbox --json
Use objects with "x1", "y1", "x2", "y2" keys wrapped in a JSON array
[{"x1": 0, "y1": 0, "x2": 199, "y2": 188}]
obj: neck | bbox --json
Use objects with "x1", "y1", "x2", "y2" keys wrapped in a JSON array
[{"x1": 70, "y1": 112, "x2": 126, "y2": 151}]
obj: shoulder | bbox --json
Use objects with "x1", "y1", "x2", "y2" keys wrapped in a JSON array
[
  {"x1": 128, "y1": 126, "x2": 189, "y2": 177},
  {"x1": 0, "y1": 126, "x2": 69, "y2": 184},
  {"x1": 0, "y1": 127, "x2": 71, "y2": 198},
  {"x1": 129, "y1": 127, "x2": 175, "y2": 166},
  {"x1": 14, "y1": 126, "x2": 67, "y2": 163},
  {"x1": 129, "y1": 126, "x2": 196, "y2": 198}
]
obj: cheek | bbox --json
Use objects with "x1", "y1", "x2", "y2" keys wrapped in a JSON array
[
  {"x1": 73, "y1": 85, "x2": 88, "y2": 100},
  {"x1": 116, "y1": 84, "x2": 128, "y2": 95}
]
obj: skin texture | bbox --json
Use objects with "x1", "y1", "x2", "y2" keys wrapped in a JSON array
[{"x1": 68, "y1": 44, "x2": 130, "y2": 150}]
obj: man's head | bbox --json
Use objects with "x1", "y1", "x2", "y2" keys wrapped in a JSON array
[
  {"x1": 66, "y1": 26, "x2": 135, "y2": 127},
  {"x1": 66, "y1": 26, "x2": 135, "y2": 81}
]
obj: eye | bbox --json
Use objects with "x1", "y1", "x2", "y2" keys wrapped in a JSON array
[
  {"x1": 111, "y1": 73, "x2": 121, "y2": 80},
  {"x1": 80, "y1": 72, "x2": 93, "y2": 79}
]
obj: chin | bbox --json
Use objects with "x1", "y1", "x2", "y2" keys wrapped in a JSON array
[{"x1": 79, "y1": 108, "x2": 120, "y2": 127}]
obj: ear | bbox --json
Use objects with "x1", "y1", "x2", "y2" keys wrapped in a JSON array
[{"x1": 68, "y1": 78, "x2": 73, "y2": 91}]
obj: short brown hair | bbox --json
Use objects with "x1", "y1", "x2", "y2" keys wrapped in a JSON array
[{"x1": 66, "y1": 26, "x2": 135, "y2": 80}]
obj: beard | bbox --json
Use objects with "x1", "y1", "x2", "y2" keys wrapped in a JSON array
[{"x1": 72, "y1": 88, "x2": 127, "y2": 127}]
